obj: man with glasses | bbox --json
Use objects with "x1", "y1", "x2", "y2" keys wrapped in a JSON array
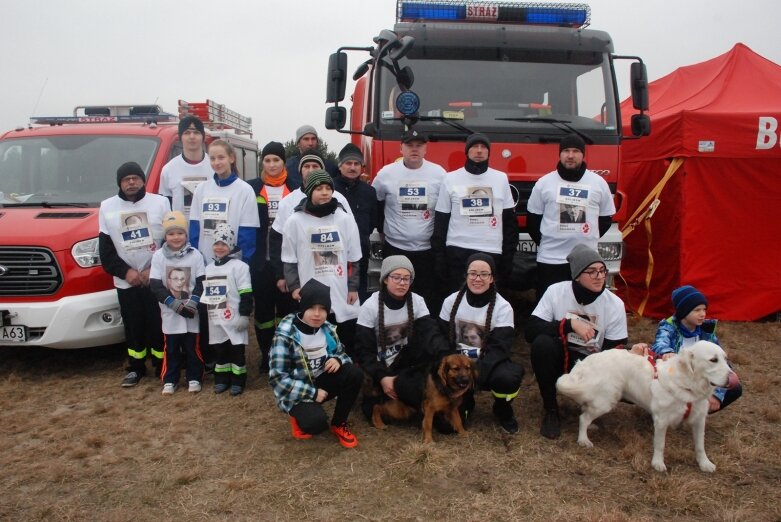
[
  {"x1": 526, "y1": 133, "x2": 615, "y2": 301},
  {"x1": 525, "y1": 244, "x2": 648, "y2": 439}
]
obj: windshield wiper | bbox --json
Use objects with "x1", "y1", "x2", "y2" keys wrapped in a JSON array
[
  {"x1": 416, "y1": 115, "x2": 476, "y2": 135},
  {"x1": 495, "y1": 117, "x2": 592, "y2": 144},
  {"x1": 1, "y1": 201, "x2": 89, "y2": 208}
]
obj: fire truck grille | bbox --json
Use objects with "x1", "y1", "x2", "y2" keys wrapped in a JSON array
[{"x1": 0, "y1": 247, "x2": 63, "y2": 296}]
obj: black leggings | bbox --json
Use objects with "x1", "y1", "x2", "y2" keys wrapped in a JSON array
[{"x1": 289, "y1": 363, "x2": 364, "y2": 434}]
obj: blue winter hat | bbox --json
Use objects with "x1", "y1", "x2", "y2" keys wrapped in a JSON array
[{"x1": 672, "y1": 285, "x2": 707, "y2": 321}]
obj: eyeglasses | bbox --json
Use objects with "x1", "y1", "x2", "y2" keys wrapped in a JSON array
[
  {"x1": 387, "y1": 275, "x2": 412, "y2": 284},
  {"x1": 466, "y1": 271, "x2": 492, "y2": 280},
  {"x1": 582, "y1": 268, "x2": 609, "y2": 279}
]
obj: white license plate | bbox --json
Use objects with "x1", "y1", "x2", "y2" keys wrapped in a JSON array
[
  {"x1": 518, "y1": 240, "x2": 538, "y2": 253},
  {"x1": 1, "y1": 325, "x2": 26, "y2": 342}
]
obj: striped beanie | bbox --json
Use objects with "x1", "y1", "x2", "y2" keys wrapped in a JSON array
[{"x1": 304, "y1": 169, "x2": 334, "y2": 198}]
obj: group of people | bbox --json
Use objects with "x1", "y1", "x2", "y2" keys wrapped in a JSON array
[{"x1": 98, "y1": 117, "x2": 741, "y2": 449}]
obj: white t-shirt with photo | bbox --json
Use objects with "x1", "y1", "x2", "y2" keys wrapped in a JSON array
[
  {"x1": 158, "y1": 154, "x2": 212, "y2": 221},
  {"x1": 150, "y1": 247, "x2": 206, "y2": 334},
  {"x1": 530, "y1": 280, "x2": 627, "y2": 355},
  {"x1": 439, "y1": 290, "x2": 514, "y2": 360},
  {"x1": 434, "y1": 166, "x2": 515, "y2": 254},
  {"x1": 201, "y1": 258, "x2": 252, "y2": 345},
  {"x1": 373, "y1": 159, "x2": 446, "y2": 251},
  {"x1": 526, "y1": 169, "x2": 615, "y2": 264},
  {"x1": 357, "y1": 291, "x2": 429, "y2": 367},
  {"x1": 98, "y1": 192, "x2": 171, "y2": 289},
  {"x1": 281, "y1": 208, "x2": 362, "y2": 322},
  {"x1": 189, "y1": 177, "x2": 259, "y2": 263}
]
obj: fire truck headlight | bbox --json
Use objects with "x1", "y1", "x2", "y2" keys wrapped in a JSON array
[
  {"x1": 598, "y1": 242, "x2": 623, "y2": 262},
  {"x1": 72, "y1": 237, "x2": 101, "y2": 268}
]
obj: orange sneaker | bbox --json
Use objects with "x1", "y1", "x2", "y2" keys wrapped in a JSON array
[
  {"x1": 330, "y1": 423, "x2": 358, "y2": 448},
  {"x1": 289, "y1": 416, "x2": 312, "y2": 440}
]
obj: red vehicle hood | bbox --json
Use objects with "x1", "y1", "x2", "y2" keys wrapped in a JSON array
[{"x1": 0, "y1": 207, "x2": 99, "y2": 252}]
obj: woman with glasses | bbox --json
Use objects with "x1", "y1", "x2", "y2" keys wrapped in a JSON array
[
  {"x1": 526, "y1": 244, "x2": 648, "y2": 440},
  {"x1": 355, "y1": 255, "x2": 450, "y2": 424},
  {"x1": 439, "y1": 253, "x2": 524, "y2": 434}
]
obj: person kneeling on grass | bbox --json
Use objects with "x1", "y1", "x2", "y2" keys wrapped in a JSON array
[
  {"x1": 652, "y1": 285, "x2": 742, "y2": 413},
  {"x1": 269, "y1": 279, "x2": 363, "y2": 448}
]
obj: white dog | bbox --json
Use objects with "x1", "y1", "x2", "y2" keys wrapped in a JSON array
[{"x1": 556, "y1": 340, "x2": 736, "y2": 472}]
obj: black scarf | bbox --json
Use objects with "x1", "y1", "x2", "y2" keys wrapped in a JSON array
[
  {"x1": 556, "y1": 161, "x2": 587, "y2": 182},
  {"x1": 118, "y1": 186, "x2": 146, "y2": 202},
  {"x1": 305, "y1": 198, "x2": 338, "y2": 217},
  {"x1": 465, "y1": 158, "x2": 489, "y2": 174},
  {"x1": 381, "y1": 288, "x2": 407, "y2": 310},
  {"x1": 465, "y1": 287, "x2": 492, "y2": 307},
  {"x1": 571, "y1": 279, "x2": 605, "y2": 306}
]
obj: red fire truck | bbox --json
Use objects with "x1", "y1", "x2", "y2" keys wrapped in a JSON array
[
  {"x1": 0, "y1": 100, "x2": 257, "y2": 348},
  {"x1": 325, "y1": 1, "x2": 650, "y2": 290}
]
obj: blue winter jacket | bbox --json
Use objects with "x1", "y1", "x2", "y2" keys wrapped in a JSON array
[{"x1": 653, "y1": 317, "x2": 726, "y2": 401}]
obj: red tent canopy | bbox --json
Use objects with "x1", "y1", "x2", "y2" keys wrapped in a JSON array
[{"x1": 617, "y1": 43, "x2": 781, "y2": 321}]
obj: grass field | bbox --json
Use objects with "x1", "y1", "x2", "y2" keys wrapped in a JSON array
[{"x1": 0, "y1": 314, "x2": 779, "y2": 521}]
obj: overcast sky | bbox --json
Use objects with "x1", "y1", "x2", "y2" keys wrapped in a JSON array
[{"x1": 2, "y1": 0, "x2": 779, "y2": 151}]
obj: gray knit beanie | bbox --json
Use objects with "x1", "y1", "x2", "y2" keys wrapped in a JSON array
[
  {"x1": 295, "y1": 125, "x2": 318, "y2": 144},
  {"x1": 381, "y1": 255, "x2": 415, "y2": 282},
  {"x1": 567, "y1": 244, "x2": 605, "y2": 279}
]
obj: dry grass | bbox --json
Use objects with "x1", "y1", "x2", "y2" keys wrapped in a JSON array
[{"x1": 0, "y1": 315, "x2": 779, "y2": 521}]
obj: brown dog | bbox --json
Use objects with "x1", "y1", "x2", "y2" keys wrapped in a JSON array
[{"x1": 371, "y1": 354, "x2": 477, "y2": 443}]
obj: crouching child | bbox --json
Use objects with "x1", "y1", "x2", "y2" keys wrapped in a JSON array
[
  {"x1": 150, "y1": 211, "x2": 206, "y2": 394},
  {"x1": 202, "y1": 223, "x2": 253, "y2": 396},
  {"x1": 269, "y1": 279, "x2": 363, "y2": 448}
]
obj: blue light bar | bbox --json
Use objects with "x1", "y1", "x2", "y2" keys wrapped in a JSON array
[
  {"x1": 30, "y1": 114, "x2": 178, "y2": 126},
  {"x1": 397, "y1": 1, "x2": 591, "y2": 28}
]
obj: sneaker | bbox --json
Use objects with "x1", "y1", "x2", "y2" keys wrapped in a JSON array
[
  {"x1": 230, "y1": 385, "x2": 244, "y2": 396},
  {"x1": 213, "y1": 383, "x2": 229, "y2": 394},
  {"x1": 188, "y1": 380, "x2": 202, "y2": 393},
  {"x1": 289, "y1": 416, "x2": 312, "y2": 440},
  {"x1": 540, "y1": 409, "x2": 561, "y2": 439},
  {"x1": 161, "y1": 383, "x2": 175, "y2": 395},
  {"x1": 121, "y1": 372, "x2": 141, "y2": 388},
  {"x1": 330, "y1": 423, "x2": 358, "y2": 449}
]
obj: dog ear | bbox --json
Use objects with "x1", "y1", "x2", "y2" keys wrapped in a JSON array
[{"x1": 438, "y1": 357, "x2": 449, "y2": 385}]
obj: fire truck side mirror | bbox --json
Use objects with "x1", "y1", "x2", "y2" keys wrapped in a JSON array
[
  {"x1": 630, "y1": 62, "x2": 649, "y2": 111},
  {"x1": 631, "y1": 114, "x2": 651, "y2": 137},
  {"x1": 326, "y1": 52, "x2": 348, "y2": 103},
  {"x1": 325, "y1": 107, "x2": 347, "y2": 130}
]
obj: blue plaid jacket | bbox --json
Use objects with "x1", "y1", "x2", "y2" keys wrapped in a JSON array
[{"x1": 269, "y1": 313, "x2": 352, "y2": 413}]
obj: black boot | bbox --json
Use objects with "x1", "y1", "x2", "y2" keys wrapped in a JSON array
[
  {"x1": 493, "y1": 398, "x2": 519, "y2": 434},
  {"x1": 540, "y1": 408, "x2": 561, "y2": 439}
]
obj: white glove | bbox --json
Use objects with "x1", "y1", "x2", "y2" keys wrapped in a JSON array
[{"x1": 234, "y1": 316, "x2": 250, "y2": 331}]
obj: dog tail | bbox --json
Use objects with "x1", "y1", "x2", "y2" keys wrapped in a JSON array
[{"x1": 556, "y1": 372, "x2": 587, "y2": 403}]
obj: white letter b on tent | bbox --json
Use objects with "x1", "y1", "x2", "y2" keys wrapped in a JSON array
[{"x1": 756, "y1": 117, "x2": 778, "y2": 149}]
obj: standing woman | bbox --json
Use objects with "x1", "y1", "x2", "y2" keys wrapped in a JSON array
[
  {"x1": 248, "y1": 141, "x2": 297, "y2": 372},
  {"x1": 355, "y1": 256, "x2": 450, "y2": 420},
  {"x1": 189, "y1": 139, "x2": 259, "y2": 370},
  {"x1": 439, "y1": 253, "x2": 523, "y2": 433}
]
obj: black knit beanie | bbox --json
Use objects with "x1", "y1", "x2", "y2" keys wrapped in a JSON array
[
  {"x1": 299, "y1": 279, "x2": 331, "y2": 314},
  {"x1": 559, "y1": 133, "x2": 586, "y2": 154},
  {"x1": 262, "y1": 141, "x2": 286, "y2": 161},
  {"x1": 116, "y1": 161, "x2": 146, "y2": 186}
]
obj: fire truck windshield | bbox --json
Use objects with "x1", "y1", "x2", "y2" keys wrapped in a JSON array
[
  {"x1": 378, "y1": 47, "x2": 619, "y2": 141},
  {"x1": 0, "y1": 136, "x2": 159, "y2": 206}
]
